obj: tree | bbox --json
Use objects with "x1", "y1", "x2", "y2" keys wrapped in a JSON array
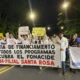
[{"x1": 57, "y1": 0, "x2": 80, "y2": 36}]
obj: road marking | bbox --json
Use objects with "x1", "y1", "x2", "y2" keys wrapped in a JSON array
[
  {"x1": 0, "y1": 66, "x2": 9, "y2": 71},
  {"x1": 0, "y1": 66, "x2": 14, "y2": 74},
  {"x1": 39, "y1": 67, "x2": 48, "y2": 73}
]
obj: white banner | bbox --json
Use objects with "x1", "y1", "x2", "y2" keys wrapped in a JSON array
[
  {"x1": 0, "y1": 44, "x2": 61, "y2": 68},
  {"x1": 70, "y1": 47, "x2": 80, "y2": 69}
]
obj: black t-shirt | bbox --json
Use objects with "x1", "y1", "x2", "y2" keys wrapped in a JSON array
[{"x1": 69, "y1": 39, "x2": 78, "y2": 46}]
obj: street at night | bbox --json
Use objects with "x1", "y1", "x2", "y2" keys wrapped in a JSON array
[{"x1": 0, "y1": 0, "x2": 80, "y2": 80}]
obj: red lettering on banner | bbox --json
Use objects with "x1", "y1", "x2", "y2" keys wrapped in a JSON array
[
  {"x1": 51, "y1": 61, "x2": 54, "y2": 65},
  {"x1": 0, "y1": 59, "x2": 4, "y2": 63},
  {"x1": 6, "y1": 59, "x2": 19, "y2": 64},
  {"x1": 21, "y1": 60, "x2": 37, "y2": 64},
  {"x1": 39, "y1": 60, "x2": 54, "y2": 66},
  {"x1": 0, "y1": 59, "x2": 19, "y2": 64}
]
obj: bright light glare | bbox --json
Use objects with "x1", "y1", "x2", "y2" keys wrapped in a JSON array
[
  {"x1": 62, "y1": 2, "x2": 69, "y2": 9},
  {"x1": 29, "y1": 12, "x2": 35, "y2": 20},
  {"x1": 54, "y1": 34, "x2": 56, "y2": 37},
  {"x1": 61, "y1": 26, "x2": 64, "y2": 30},
  {"x1": 47, "y1": 27, "x2": 51, "y2": 30}
]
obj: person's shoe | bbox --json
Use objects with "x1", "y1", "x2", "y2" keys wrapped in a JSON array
[
  {"x1": 62, "y1": 71, "x2": 66, "y2": 76},
  {"x1": 73, "y1": 69, "x2": 77, "y2": 74}
]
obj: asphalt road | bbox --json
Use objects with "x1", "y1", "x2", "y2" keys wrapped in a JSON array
[{"x1": 0, "y1": 66, "x2": 79, "y2": 80}]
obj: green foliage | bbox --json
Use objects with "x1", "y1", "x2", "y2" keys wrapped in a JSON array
[
  {"x1": 57, "y1": 0, "x2": 80, "y2": 36},
  {"x1": 0, "y1": 19, "x2": 18, "y2": 37},
  {"x1": 0, "y1": 20, "x2": 6, "y2": 32}
]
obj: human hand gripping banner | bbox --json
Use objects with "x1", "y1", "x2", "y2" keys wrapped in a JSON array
[
  {"x1": 0, "y1": 44, "x2": 61, "y2": 68},
  {"x1": 70, "y1": 47, "x2": 80, "y2": 69}
]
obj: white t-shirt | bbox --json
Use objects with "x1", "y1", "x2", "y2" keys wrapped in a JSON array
[
  {"x1": 22, "y1": 39, "x2": 30, "y2": 45},
  {"x1": 16, "y1": 39, "x2": 22, "y2": 44},
  {"x1": 43, "y1": 39, "x2": 49, "y2": 44},
  {"x1": 49, "y1": 39, "x2": 53, "y2": 44},
  {"x1": 7, "y1": 38, "x2": 16, "y2": 45}
]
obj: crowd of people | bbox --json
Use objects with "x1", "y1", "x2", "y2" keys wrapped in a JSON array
[
  {"x1": 0, "y1": 32, "x2": 80, "y2": 75},
  {"x1": 0, "y1": 32, "x2": 79, "y2": 47}
]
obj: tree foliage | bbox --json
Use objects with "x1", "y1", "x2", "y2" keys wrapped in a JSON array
[
  {"x1": 57, "y1": 0, "x2": 80, "y2": 36},
  {"x1": 0, "y1": 19, "x2": 18, "y2": 37}
]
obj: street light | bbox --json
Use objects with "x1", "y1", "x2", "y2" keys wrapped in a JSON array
[
  {"x1": 60, "y1": 26, "x2": 64, "y2": 30},
  {"x1": 29, "y1": 12, "x2": 36, "y2": 20},
  {"x1": 47, "y1": 27, "x2": 51, "y2": 30},
  {"x1": 62, "y1": 2, "x2": 69, "y2": 9}
]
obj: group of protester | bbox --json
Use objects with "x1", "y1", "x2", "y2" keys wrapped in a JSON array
[
  {"x1": 0, "y1": 32, "x2": 79, "y2": 75},
  {"x1": 0, "y1": 32, "x2": 79, "y2": 47}
]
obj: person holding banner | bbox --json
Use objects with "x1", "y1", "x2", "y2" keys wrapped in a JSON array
[
  {"x1": 49, "y1": 36, "x2": 56, "y2": 44},
  {"x1": 69, "y1": 34, "x2": 78, "y2": 73},
  {"x1": 16, "y1": 36, "x2": 22, "y2": 44},
  {"x1": 19, "y1": 34, "x2": 31, "y2": 45},
  {"x1": 39, "y1": 35, "x2": 49, "y2": 70},
  {"x1": 7, "y1": 34, "x2": 16, "y2": 45},
  {"x1": 19, "y1": 35, "x2": 31, "y2": 67},
  {"x1": 42, "y1": 35, "x2": 49, "y2": 44},
  {"x1": 31, "y1": 36, "x2": 38, "y2": 44},
  {"x1": 22, "y1": 35, "x2": 31, "y2": 45},
  {"x1": 57, "y1": 32, "x2": 68, "y2": 75},
  {"x1": 28, "y1": 30, "x2": 32, "y2": 42},
  {"x1": 69, "y1": 34, "x2": 78, "y2": 47}
]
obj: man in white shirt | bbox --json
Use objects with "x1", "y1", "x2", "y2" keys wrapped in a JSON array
[
  {"x1": 19, "y1": 35, "x2": 30, "y2": 67},
  {"x1": 22, "y1": 35, "x2": 30, "y2": 45},
  {"x1": 57, "y1": 32, "x2": 68, "y2": 75}
]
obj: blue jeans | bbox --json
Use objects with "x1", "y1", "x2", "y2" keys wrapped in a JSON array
[
  {"x1": 66, "y1": 48, "x2": 69, "y2": 61},
  {"x1": 62, "y1": 61, "x2": 66, "y2": 71}
]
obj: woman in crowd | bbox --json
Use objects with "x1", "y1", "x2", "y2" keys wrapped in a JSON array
[
  {"x1": 7, "y1": 34, "x2": 16, "y2": 45},
  {"x1": 69, "y1": 34, "x2": 78, "y2": 47},
  {"x1": 69, "y1": 34, "x2": 78, "y2": 73}
]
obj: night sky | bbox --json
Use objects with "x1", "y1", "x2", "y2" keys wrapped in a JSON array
[
  {"x1": 0, "y1": 0, "x2": 63, "y2": 35},
  {"x1": 0, "y1": 0, "x2": 62, "y2": 25}
]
